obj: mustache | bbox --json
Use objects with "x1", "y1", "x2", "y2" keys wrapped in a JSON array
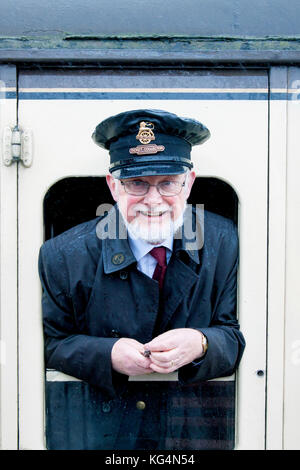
[{"x1": 128, "y1": 203, "x2": 173, "y2": 216}]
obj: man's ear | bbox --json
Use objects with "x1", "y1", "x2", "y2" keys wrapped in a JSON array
[
  {"x1": 106, "y1": 174, "x2": 119, "y2": 202},
  {"x1": 185, "y1": 170, "x2": 196, "y2": 199}
]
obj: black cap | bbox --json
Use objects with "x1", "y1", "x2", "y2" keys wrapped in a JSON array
[{"x1": 92, "y1": 109, "x2": 210, "y2": 179}]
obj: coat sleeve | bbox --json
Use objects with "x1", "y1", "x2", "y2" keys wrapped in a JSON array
[
  {"x1": 38, "y1": 240, "x2": 121, "y2": 397},
  {"x1": 179, "y1": 221, "x2": 246, "y2": 384}
]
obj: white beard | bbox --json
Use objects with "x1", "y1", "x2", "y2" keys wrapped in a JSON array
[{"x1": 119, "y1": 202, "x2": 186, "y2": 245}]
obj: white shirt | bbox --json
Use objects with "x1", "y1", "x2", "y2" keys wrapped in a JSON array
[{"x1": 128, "y1": 235, "x2": 173, "y2": 279}]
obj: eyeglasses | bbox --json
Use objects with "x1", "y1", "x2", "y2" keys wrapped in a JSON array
[{"x1": 120, "y1": 179, "x2": 186, "y2": 197}]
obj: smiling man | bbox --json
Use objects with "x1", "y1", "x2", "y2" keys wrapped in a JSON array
[
  {"x1": 109, "y1": 172, "x2": 190, "y2": 245},
  {"x1": 106, "y1": 169, "x2": 201, "y2": 376},
  {"x1": 39, "y1": 109, "x2": 245, "y2": 450}
]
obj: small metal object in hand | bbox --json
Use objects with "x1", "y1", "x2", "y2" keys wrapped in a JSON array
[{"x1": 143, "y1": 350, "x2": 151, "y2": 358}]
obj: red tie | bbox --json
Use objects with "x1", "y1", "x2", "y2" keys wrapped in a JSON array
[{"x1": 150, "y1": 247, "x2": 167, "y2": 290}]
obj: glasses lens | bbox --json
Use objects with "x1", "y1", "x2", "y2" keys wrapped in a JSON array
[
  {"x1": 158, "y1": 181, "x2": 182, "y2": 196},
  {"x1": 124, "y1": 181, "x2": 149, "y2": 195}
]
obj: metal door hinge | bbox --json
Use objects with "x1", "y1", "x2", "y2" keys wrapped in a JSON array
[{"x1": 2, "y1": 125, "x2": 33, "y2": 167}]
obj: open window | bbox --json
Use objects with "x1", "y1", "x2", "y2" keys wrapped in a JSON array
[
  {"x1": 43, "y1": 176, "x2": 238, "y2": 240},
  {"x1": 43, "y1": 176, "x2": 239, "y2": 450}
]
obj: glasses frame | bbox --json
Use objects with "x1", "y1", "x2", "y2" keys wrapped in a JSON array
[{"x1": 120, "y1": 177, "x2": 186, "y2": 197}]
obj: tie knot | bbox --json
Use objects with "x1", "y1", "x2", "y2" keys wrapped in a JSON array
[{"x1": 150, "y1": 246, "x2": 167, "y2": 267}]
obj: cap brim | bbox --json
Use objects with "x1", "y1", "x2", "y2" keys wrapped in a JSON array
[{"x1": 110, "y1": 163, "x2": 190, "y2": 179}]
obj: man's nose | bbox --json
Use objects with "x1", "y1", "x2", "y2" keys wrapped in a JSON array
[{"x1": 142, "y1": 185, "x2": 163, "y2": 203}]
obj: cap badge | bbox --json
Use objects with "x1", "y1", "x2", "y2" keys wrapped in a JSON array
[
  {"x1": 136, "y1": 121, "x2": 155, "y2": 144},
  {"x1": 130, "y1": 121, "x2": 165, "y2": 155},
  {"x1": 129, "y1": 144, "x2": 165, "y2": 155}
]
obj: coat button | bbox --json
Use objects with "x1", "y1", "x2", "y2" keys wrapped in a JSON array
[
  {"x1": 112, "y1": 253, "x2": 125, "y2": 265},
  {"x1": 119, "y1": 271, "x2": 128, "y2": 280},
  {"x1": 102, "y1": 402, "x2": 111, "y2": 413},
  {"x1": 111, "y1": 329, "x2": 120, "y2": 338},
  {"x1": 136, "y1": 401, "x2": 146, "y2": 410}
]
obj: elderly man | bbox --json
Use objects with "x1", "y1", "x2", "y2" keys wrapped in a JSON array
[{"x1": 39, "y1": 109, "x2": 245, "y2": 450}]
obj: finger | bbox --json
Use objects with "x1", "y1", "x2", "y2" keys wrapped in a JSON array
[
  {"x1": 135, "y1": 355, "x2": 152, "y2": 369},
  {"x1": 144, "y1": 331, "x2": 180, "y2": 352},
  {"x1": 150, "y1": 350, "x2": 179, "y2": 363},
  {"x1": 144, "y1": 339, "x2": 175, "y2": 352},
  {"x1": 149, "y1": 362, "x2": 177, "y2": 374},
  {"x1": 150, "y1": 357, "x2": 170, "y2": 369},
  {"x1": 150, "y1": 355, "x2": 181, "y2": 369}
]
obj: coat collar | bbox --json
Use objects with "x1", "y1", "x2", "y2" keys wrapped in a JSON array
[{"x1": 99, "y1": 204, "x2": 202, "y2": 273}]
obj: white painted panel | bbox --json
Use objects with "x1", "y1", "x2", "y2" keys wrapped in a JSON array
[
  {"x1": 0, "y1": 66, "x2": 18, "y2": 450},
  {"x1": 17, "y1": 71, "x2": 268, "y2": 449},
  {"x1": 266, "y1": 67, "x2": 288, "y2": 450},
  {"x1": 283, "y1": 67, "x2": 300, "y2": 450}
]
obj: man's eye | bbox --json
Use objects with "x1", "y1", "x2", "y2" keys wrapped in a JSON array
[
  {"x1": 131, "y1": 181, "x2": 146, "y2": 187},
  {"x1": 160, "y1": 181, "x2": 174, "y2": 187}
]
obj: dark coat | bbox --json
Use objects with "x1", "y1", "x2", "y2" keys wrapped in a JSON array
[{"x1": 39, "y1": 208, "x2": 245, "y2": 450}]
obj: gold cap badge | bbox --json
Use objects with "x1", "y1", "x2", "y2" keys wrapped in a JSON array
[
  {"x1": 129, "y1": 144, "x2": 165, "y2": 155},
  {"x1": 136, "y1": 121, "x2": 155, "y2": 144}
]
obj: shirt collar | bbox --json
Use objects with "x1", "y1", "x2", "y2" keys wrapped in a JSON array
[{"x1": 128, "y1": 233, "x2": 173, "y2": 263}]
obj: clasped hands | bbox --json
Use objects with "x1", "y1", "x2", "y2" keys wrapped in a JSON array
[{"x1": 111, "y1": 328, "x2": 205, "y2": 376}]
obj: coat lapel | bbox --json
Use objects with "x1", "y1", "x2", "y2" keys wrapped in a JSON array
[
  {"x1": 157, "y1": 223, "x2": 202, "y2": 333},
  {"x1": 99, "y1": 206, "x2": 136, "y2": 274}
]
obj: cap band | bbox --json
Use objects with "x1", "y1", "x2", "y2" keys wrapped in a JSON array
[
  {"x1": 111, "y1": 162, "x2": 191, "y2": 179},
  {"x1": 110, "y1": 155, "x2": 193, "y2": 172},
  {"x1": 109, "y1": 133, "x2": 191, "y2": 165}
]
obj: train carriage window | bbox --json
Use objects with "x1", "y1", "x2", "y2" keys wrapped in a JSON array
[
  {"x1": 43, "y1": 176, "x2": 238, "y2": 450},
  {"x1": 43, "y1": 177, "x2": 238, "y2": 240}
]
